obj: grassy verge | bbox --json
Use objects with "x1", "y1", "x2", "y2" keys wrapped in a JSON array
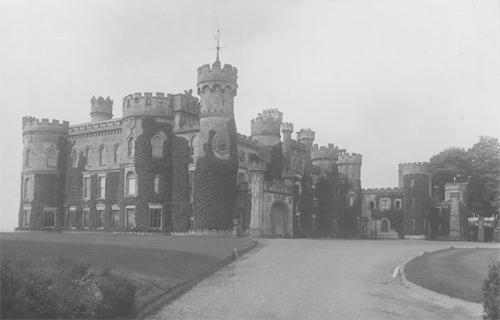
[
  {"x1": 405, "y1": 248, "x2": 500, "y2": 303},
  {"x1": 1, "y1": 232, "x2": 255, "y2": 313}
]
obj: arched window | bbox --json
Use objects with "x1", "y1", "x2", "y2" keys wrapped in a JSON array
[
  {"x1": 84, "y1": 147, "x2": 91, "y2": 164},
  {"x1": 47, "y1": 149, "x2": 57, "y2": 167},
  {"x1": 24, "y1": 178, "x2": 32, "y2": 199},
  {"x1": 395, "y1": 200, "x2": 401, "y2": 210},
  {"x1": 381, "y1": 219, "x2": 389, "y2": 233},
  {"x1": 99, "y1": 146, "x2": 106, "y2": 165},
  {"x1": 71, "y1": 150, "x2": 77, "y2": 167},
  {"x1": 370, "y1": 201, "x2": 375, "y2": 210},
  {"x1": 190, "y1": 135, "x2": 199, "y2": 157},
  {"x1": 410, "y1": 219, "x2": 416, "y2": 230},
  {"x1": 151, "y1": 136, "x2": 162, "y2": 158},
  {"x1": 379, "y1": 198, "x2": 391, "y2": 211},
  {"x1": 25, "y1": 149, "x2": 31, "y2": 167},
  {"x1": 127, "y1": 138, "x2": 135, "y2": 157},
  {"x1": 126, "y1": 171, "x2": 136, "y2": 195},
  {"x1": 113, "y1": 145, "x2": 119, "y2": 163}
]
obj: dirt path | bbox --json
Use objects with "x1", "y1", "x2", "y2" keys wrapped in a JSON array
[{"x1": 148, "y1": 239, "x2": 499, "y2": 320}]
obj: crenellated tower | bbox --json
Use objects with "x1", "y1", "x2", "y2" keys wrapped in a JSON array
[
  {"x1": 401, "y1": 162, "x2": 431, "y2": 237},
  {"x1": 90, "y1": 96, "x2": 113, "y2": 122},
  {"x1": 337, "y1": 152, "x2": 363, "y2": 188},
  {"x1": 281, "y1": 122, "x2": 294, "y2": 167},
  {"x1": 311, "y1": 143, "x2": 339, "y2": 173},
  {"x1": 196, "y1": 59, "x2": 238, "y2": 157},
  {"x1": 250, "y1": 109, "x2": 283, "y2": 147},
  {"x1": 20, "y1": 117, "x2": 69, "y2": 229},
  {"x1": 296, "y1": 128, "x2": 315, "y2": 169},
  {"x1": 445, "y1": 182, "x2": 468, "y2": 241}
]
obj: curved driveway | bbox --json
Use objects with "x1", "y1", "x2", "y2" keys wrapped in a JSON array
[{"x1": 149, "y1": 239, "x2": 499, "y2": 320}]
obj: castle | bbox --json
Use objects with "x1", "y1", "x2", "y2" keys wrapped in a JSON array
[{"x1": 18, "y1": 53, "x2": 469, "y2": 240}]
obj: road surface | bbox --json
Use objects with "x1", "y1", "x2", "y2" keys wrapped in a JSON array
[{"x1": 148, "y1": 239, "x2": 499, "y2": 320}]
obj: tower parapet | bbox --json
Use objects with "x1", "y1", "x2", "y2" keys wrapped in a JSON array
[
  {"x1": 22, "y1": 117, "x2": 69, "y2": 134},
  {"x1": 296, "y1": 128, "x2": 315, "y2": 144},
  {"x1": 337, "y1": 153, "x2": 363, "y2": 165},
  {"x1": 90, "y1": 96, "x2": 113, "y2": 122},
  {"x1": 250, "y1": 109, "x2": 283, "y2": 146},
  {"x1": 311, "y1": 144, "x2": 339, "y2": 161},
  {"x1": 197, "y1": 63, "x2": 238, "y2": 88},
  {"x1": 122, "y1": 92, "x2": 173, "y2": 120},
  {"x1": 401, "y1": 162, "x2": 430, "y2": 176},
  {"x1": 248, "y1": 161, "x2": 267, "y2": 172}
]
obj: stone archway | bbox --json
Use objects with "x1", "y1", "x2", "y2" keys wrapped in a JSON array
[{"x1": 270, "y1": 202, "x2": 288, "y2": 238}]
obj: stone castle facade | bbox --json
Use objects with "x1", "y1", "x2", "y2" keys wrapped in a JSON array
[{"x1": 18, "y1": 55, "x2": 468, "y2": 240}]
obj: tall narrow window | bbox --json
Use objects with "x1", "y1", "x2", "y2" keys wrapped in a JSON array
[
  {"x1": 83, "y1": 177, "x2": 91, "y2": 199},
  {"x1": 190, "y1": 217, "x2": 194, "y2": 230},
  {"x1": 127, "y1": 138, "x2": 135, "y2": 157},
  {"x1": 349, "y1": 193, "x2": 354, "y2": 207},
  {"x1": 126, "y1": 208, "x2": 136, "y2": 227},
  {"x1": 154, "y1": 175, "x2": 160, "y2": 194},
  {"x1": 370, "y1": 201, "x2": 375, "y2": 210},
  {"x1": 44, "y1": 210, "x2": 55, "y2": 227},
  {"x1": 85, "y1": 148, "x2": 91, "y2": 165},
  {"x1": 149, "y1": 208, "x2": 162, "y2": 228},
  {"x1": 112, "y1": 210, "x2": 120, "y2": 228},
  {"x1": 152, "y1": 136, "x2": 162, "y2": 158},
  {"x1": 97, "y1": 210, "x2": 104, "y2": 228},
  {"x1": 25, "y1": 149, "x2": 31, "y2": 167},
  {"x1": 47, "y1": 149, "x2": 56, "y2": 167},
  {"x1": 113, "y1": 145, "x2": 119, "y2": 163},
  {"x1": 23, "y1": 209, "x2": 30, "y2": 227},
  {"x1": 98, "y1": 176, "x2": 106, "y2": 199},
  {"x1": 381, "y1": 219, "x2": 389, "y2": 233},
  {"x1": 83, "y1": 209, "x2": 89, "y2": 228},
  {"x1": 126, "y1": 171, "x2": 136, "y2": 195},
  {"x1": 410, "y1": 219, "x2": 416, "y2": 230},
  {"x1": 99, "y1": 146, "x2": 106, "y2": 165},
  {"x1": 395, "y1": 200, "x2": 401, "y2": 210},
  {"x1": 71, "y1": 150, "x2": 78, "y2": 167},
  {"x1": 190, "y1": 135, "x2": 199, "y2": 157},
  {"x1": 24, "y1": 178, "x2": 32, "y2": 200}
]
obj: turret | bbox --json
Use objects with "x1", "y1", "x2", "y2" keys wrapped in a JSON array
[
  {"x1": 90, "y1": 96, "x2": 113, "y2": 122},
  {"x1": 337, "y1": 152, "x2": 363, "y2": 187},
  {"x1": 445, "y1": 182, "x2": 468, "y2": 241},
  {"x1": 296, "y1": 128, "x2": 315, "y2": 168},
  {"x1": 281, "y1": 122, "x2": 294, "y2": 167},
  {"x1": 122, "y1": 92, "x2": 173, "y2": 121},
  {"x1": 250, "y1": 109, "x2": 283, "y2": 147},
  {"x1": 249, "y1": 161, "x2": 267, "y2": 237},
  {"x1": 311, "y1": 143, "x2": 339, "y2": 173},
  {"x1": 401, "y1": 162, "x2": 431, "y2": 236}
]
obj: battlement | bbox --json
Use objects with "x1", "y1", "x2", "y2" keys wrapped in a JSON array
[
  {"x1": 197, "y1": 62, "x2": 238, "y2": 85},
  {"x1": 291, "y1": 139, "x2": 307, "y2": 151},
  {"x1": 237, "y1": 133, "x2": 259, "y2": 147},
  {"x1": 296, "y1": 128, "x2": 315, "y2": 141},
  {"x1": 22, "y1": 116, "x2": 69, "y2": 134},
  {"x1": 90, "y1": 96, "x2": 113, "y2": 122},
  {"x1": 248, "y1": 161, "x2": 267, "y2": 171},
  {"x1": 68, "y1": 119, "x2": 122, "y2": 135},
  {"x1": 362, "y1": 187, "x2": 403, "y2": 194},
  {"x1": 445, "y1": 182, "x2": 467, "y2": 190},
  {"x1": 122, "y1": 92, "x2": 173, "y2": 120},
  {"x1": 251, "y1": 109, "x2": 283, "y2": 137},
  {"x1": 311, "y1": 143, "x2": 339, "y2": 160},
  {"x1": 337, "y1": 153, "x2": 363, "y2": 165},
  {"x1": 281, "y1": 122, "x2": 294, "y2": 133},
  {"x1": 401, "y1": 162, "x2": 430, "y2": 175},
  {"x1": 199, "y1": 109, "x2": 233, "y2": 118}
]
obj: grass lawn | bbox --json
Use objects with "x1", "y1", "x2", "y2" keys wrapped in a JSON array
[
  {"x1": 404, "y1": 248, "x2": 500, "y2": 303},
  {"x1": 0, "y1": 232, "x2": 255, "y2": 311}
]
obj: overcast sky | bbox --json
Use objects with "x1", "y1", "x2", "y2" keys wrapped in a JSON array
[{"x1": 1, "y1": 0, "x2": 499, "y2": 231}]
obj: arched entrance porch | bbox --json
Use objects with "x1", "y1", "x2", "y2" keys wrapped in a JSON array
[{"x1": 269, "y1": 201, "x2": 289, "y2": 238}]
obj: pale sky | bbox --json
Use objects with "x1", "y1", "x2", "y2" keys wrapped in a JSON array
[{"x1": 1, "y1": 0, "x2": 499, "y2": 231}]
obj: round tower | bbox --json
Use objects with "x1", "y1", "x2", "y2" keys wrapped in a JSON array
[
  {"x1": 311, "y1": 143, "x2": 339, "y2": 173},
  {"x1": 401, "y1": 162, "x2": 431, "y2": 237},
  {"x1": 90, "y1": 96, "x2": 113, "y2": 122},
  {"x1": 337, "y1": 152, "x2": 362, "y2": 187},
  {"x1": 296, "y1": 128, "x2": 315, "y2": 168},
  {"x1": 196, "y1": 60, "x2": 238, "y2": 157},
  {"x1": 250, "y1": 109, "x2": 283, "y2": 147},
  {"x1": 20, "y1": 116, "x2": 69, "y2": 229}
]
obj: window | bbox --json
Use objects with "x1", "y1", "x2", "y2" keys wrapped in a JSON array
[
  {"x1": 149, "y1": 208, "x2": 162, "y2": 228},
  {"x1": 99, "y1": 146, "x2": 106, "y2": 165},
  {"x1": 44, "y1": 210, "x2": 55, "y2": 227},
  {"x1": 98, "y1": 176, "x2": 105, "y2": 199},
  {"x1": 395, "y1": 200, "x2": 401, "y2": 210},
  {"x1": 97, "y1": 210, "x2": 104, "y2": 228},
  {"x1": 69, "y1": 207, "x2": 76, "y2": 228},
  {"x1": 410, "y1": 219, "x2": 416, "y2": 230},
  {"x1": 83, "y1": 209, "x2": 89, "y2": 228},
  {"x1": 152, "y1": 136, "x2": 163, "y2": 158},
  {"x1": 127, "y1": 137, "x2": 135, "y2": 157},
  {"x1": 47, "y1": 149, "x2": 57, "y2": 167},
  {"x1": 24, "y1": 178, "x2": 32, "y2": 200},
  {"x1": 349, "y1": 193, "x2": 354, "y2": 206},
  {"x1": 83, "y1": 177, "x2": 91, "y2": 199},
  {"x1": 85, "y1": 148, "x2": 91, "y2": 163},
  {"x1": 379, "y1": 198, "x2": 391, "y2": 211},
  {"x1": 126, "y1": 208, "x2": 136, "y2": 227},
  {"x1": 25, "y1": 149, "x2": 31, "y2": 167},
  {"x1": 126, "y1": 171, "x2": 136, "y2": 195},
  {"x1": 189, "y1": 217, "x2": 194, "y2": 230},
  {"x1": 71, "y1": 150, "x2": 78, "y2": 167},
  {"x1": 190, "y1": 135, "x2": 199, "y2": 157},
  {"x1": 370, "y1": 201, "x2": 375, "y2": 210},
  {"x1": 381, "y1": 219, "x2": 389, "y2": 233},
  {"x1": 154, "y1": 175, "x2": 160, "y2": 194},
  {"x1": 113, "y1": 145, "x2": 119, "y2": 163},
  {"x1": 23, "y1": 209, "x2": 30, "y2": 227},
  {"x1": 112, "y1": 210, "x2": 120, "y2": 228}
]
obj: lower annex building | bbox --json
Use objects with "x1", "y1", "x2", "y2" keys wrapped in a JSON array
[{"x1": 18, "y1": 55, "x2": 468, "y2": 240}]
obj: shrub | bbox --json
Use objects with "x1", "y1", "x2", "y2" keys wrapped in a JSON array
[
  {"x1": 483, "y1": 261, "x2": 500, "y2": 320},
  {"x1": 0, "y1": 257, "x2": 136, "y2": 319}
]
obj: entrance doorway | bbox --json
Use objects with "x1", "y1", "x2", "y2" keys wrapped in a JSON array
[{"x1": 270, "y1": 202, "x2": 288, "y2": 238}]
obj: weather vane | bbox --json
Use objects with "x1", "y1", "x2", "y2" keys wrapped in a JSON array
[{"x1": 211, "y1": 28, "x2": 227, "y2": 63}]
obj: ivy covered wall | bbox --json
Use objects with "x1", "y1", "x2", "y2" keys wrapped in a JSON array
[{"x1": 315, "y1": 171, "x2": 337, "y2": 238}]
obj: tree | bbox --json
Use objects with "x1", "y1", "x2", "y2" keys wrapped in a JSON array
[
  {"x1": 430, "y1": 147, "x2": 472, "y2": 200},
  {"x1": 468, "y1": 136, "x2": 500, "y2": 217}
]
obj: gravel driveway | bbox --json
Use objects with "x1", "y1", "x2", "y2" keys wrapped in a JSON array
[{"x1": 148, "y1": 239, "x2": 499, "y2": 320}]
